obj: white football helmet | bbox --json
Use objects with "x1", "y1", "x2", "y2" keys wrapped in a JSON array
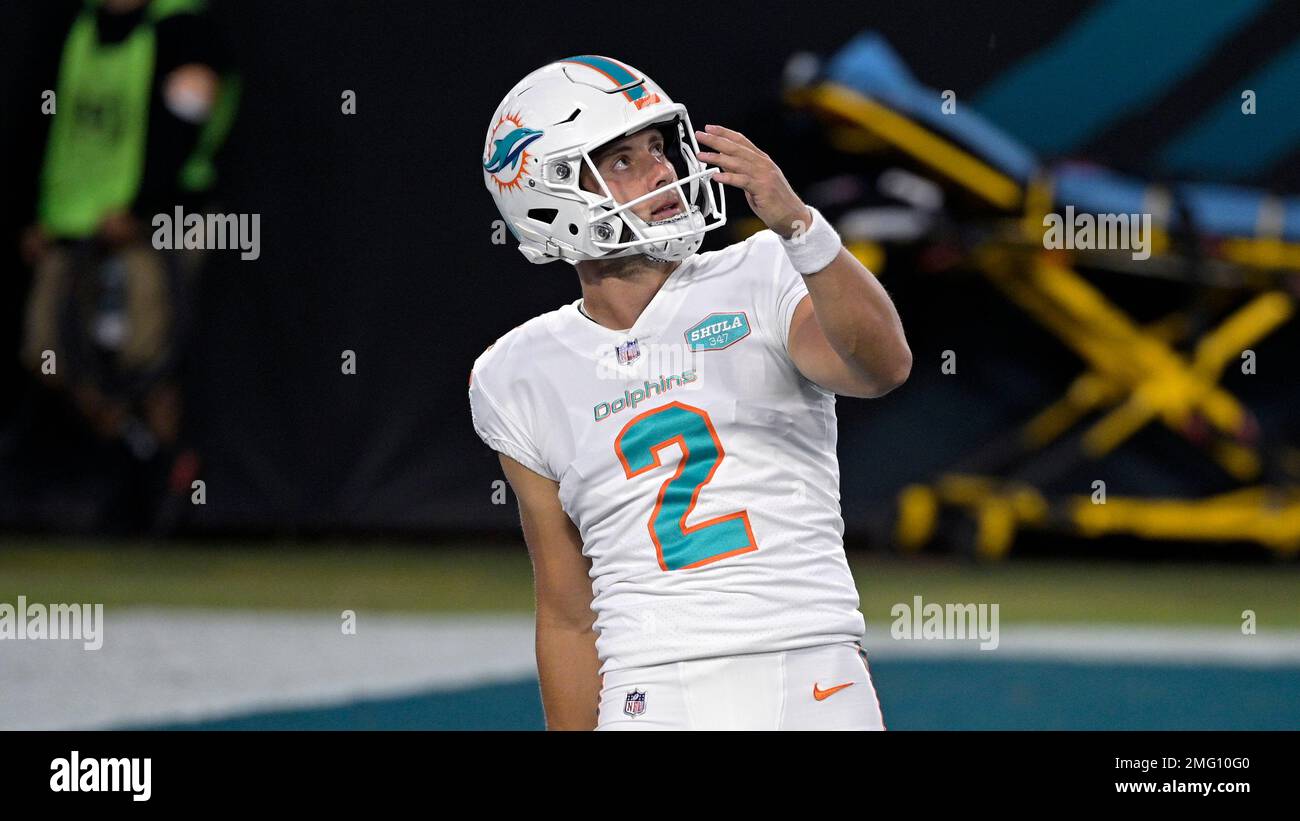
[{"x1": 482, "y1": 55, "x2": 727, "y2": 265}]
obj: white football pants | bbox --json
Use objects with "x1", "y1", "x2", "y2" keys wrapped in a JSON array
[{"x1": 596, "y1": 640, "x2": 886, "y2": 730}]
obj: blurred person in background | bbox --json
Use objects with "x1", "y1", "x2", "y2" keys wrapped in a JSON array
[{"x1": 16, "y1": 0, "x2": 237, "y2": 533}]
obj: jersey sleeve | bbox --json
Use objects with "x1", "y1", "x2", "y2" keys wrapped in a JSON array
[
  {"x1": 754, "y1": 229, "x2": 811, "y2": 361},
  {"x1": 468, "y1": 360, "x2": 557, "y2": 481}
]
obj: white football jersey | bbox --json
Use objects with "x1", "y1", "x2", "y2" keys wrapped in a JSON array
[{"x1": 468, "y1": 229, "x2": 865, "y2": 675}]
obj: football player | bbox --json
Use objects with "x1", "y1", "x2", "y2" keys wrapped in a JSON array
[{"x1": 472, "y1": 55, "x2": 911, "y2": 730}]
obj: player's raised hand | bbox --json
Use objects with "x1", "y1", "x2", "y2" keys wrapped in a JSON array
[{"x1": 694, "y1": 124, "x2": 811, "y2": 240}]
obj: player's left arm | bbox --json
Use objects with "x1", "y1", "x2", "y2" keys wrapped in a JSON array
[{"x1": 695, "y1": 124, "x2": 912, "y2": 399}]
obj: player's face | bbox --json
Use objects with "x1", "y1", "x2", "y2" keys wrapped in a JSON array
[{"x1": 580, "y1": 126, "x2": 686, "y2": 224}]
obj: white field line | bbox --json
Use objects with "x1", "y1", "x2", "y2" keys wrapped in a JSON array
[
  {"x1": 861, "y1": 624, "x2": 1300, "y2": 664},
  {"x1": 0, "y1": 609, "x2": 536, "y2": 730}
]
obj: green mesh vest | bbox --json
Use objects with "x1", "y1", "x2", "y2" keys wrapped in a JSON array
[{"x1": 37, "y1": 0, "x2": 231, "y2": 238}]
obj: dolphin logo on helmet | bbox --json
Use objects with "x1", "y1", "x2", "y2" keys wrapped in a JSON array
[
  {"x1": 481, "y1": 55, "x2": 727, "y2": 265},
  {"x1": 483, "y1": 125, "x2": 544, "y2": 175}
]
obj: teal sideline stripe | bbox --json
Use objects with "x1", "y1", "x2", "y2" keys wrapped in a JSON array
[
  {"x1": 561, "y1": 55, "x2": 646, "y2": 99},
  {"x1": 972, "y1": 0, "x2": 1269, "y2": 155},
  {"x1": 1157, "y1": 40, "x2": 1300, "y2": 181}
]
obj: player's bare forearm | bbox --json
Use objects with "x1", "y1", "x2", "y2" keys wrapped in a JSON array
[
  {"x1": 495, "y1": 454, "x2": 605, "y2": 730},
  {"x1": 535, "y1": 621, "x2": 602, "y2": 730},
  {"x1": 792, "y1": 245, "x2": 912, "y2": 397}
]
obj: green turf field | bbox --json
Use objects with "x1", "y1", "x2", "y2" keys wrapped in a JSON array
[{"x1": 2, "y1": 538, "x2": 1296, "y2": 628}]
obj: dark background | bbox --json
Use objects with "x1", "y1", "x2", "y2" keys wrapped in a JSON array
[{"x1": 3, "y1": 0, "x2": 1297, "y2": 539}]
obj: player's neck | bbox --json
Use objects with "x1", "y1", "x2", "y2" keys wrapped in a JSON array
[{"x1": 575, "y1": 255, "x2": 683, "y2": 332}]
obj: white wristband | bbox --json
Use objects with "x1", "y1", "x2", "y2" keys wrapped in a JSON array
[{"x1": 779, "y1": 205, "x2": 841, "y2": 275}]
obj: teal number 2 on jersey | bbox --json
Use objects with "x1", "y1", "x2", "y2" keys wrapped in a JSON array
[{"x1": 614, "y1": 401, "x2": 758, "y2": 571}]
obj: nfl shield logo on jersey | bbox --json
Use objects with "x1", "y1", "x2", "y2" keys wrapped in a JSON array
[
  {"x1": 623, "y1": 689, "x2": 647, "y2": 717},
  {"x1": 616, "y1": 338, "x2": 640, "y2": 365}
]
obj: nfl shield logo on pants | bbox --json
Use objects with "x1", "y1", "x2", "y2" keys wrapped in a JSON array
[
  {"x1": 623, "y1": 689, "x2": 646, "y2": 717},
  {"x1": 616, "y1": 338, "x2": 640, "y2": 365}
]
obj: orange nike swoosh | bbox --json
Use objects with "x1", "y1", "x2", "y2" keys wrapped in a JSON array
[{"x1": 813, "y1": 682, "x2": 854, "y2": 701}]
